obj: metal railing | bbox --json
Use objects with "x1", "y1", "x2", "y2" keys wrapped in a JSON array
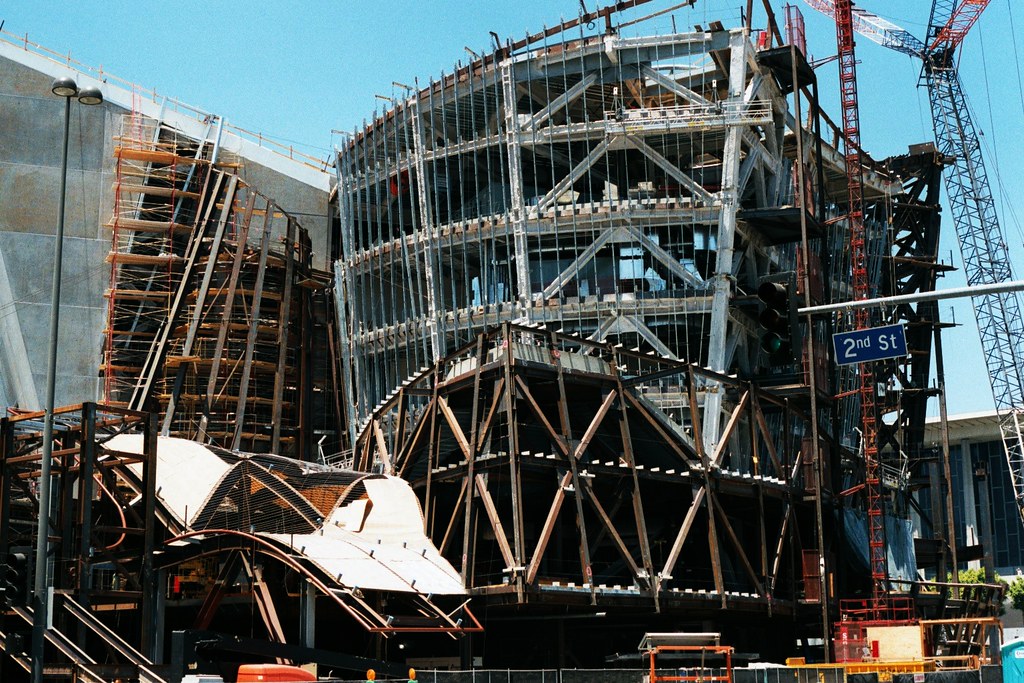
[{"x1": 0, "y1": 28, "x2": 332, "y2": 171}]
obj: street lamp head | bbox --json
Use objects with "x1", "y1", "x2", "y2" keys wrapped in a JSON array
[
  {"x1": 51, "y1": 77, "x2": 78, "y2": 98},
  {"x1": 77, "y1": 87, "x2": 103, "y2": 106}
]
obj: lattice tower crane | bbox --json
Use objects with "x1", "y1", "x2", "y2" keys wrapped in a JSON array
[
  {"x1": 810, "y1": 0, "x2": 889, "y2": 614},
  {"x1": 803, "y1": 0, "x2": 1024, "y2": 534}
]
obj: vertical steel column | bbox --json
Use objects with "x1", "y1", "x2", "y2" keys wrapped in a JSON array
[
  {"x1": 411, "y1": 101, "x2": 445, "y2": 362},
  {"x1": 333, "y1": 148, "x2": 362, "y2": 446},
  {"x1": 140, "y1": 408, "x2": 159, "y2": 660},
  {"x1": 703, "y1": 30, "x2": 749, "y2": 453},
  {"x1": 32, "y1": 92, "x2": 74, "y2": 682},
  {"x1": 933, "y1": 326, "x2": 959, "y2": 578},
  {"x1": 299, "y1": 580, "x2": 316, "y2": 648},
  {"x1": 76, "y1": 403, "x2": 97, "y2": 634},
  {"x1": 500, "y1": 60, "x2": 532, "y2": 319}
]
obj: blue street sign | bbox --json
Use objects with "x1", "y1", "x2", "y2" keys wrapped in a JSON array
[{"x1": 832, "y1": 324, "x2": 908, "y2": 366}]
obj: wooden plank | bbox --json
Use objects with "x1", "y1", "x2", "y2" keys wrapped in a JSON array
[
  {"x1": 438, "y1": 397, "x2": 472, "y2": 461},
  {"x1": 502, "y1": 331, "x2": 525, "y2": 600},
  {"x1": 113, "y1": 182, "x2": 201, "y2": 200},
  {"x1": 114, "y1": 147, "x2": 204, "y2": 165},
  {"x1": 467, "y1": 335, "x2": 486, "y2": 455},
  {"x1": 613, "y1": 355, "x2": 656, "y2": 597},
  {"x1": 373, "y1": 420, "x2": 393, "y2": 473},
  {"x1": 194, "y1": 551, "x2": 242, "y2": 630},
  {"x1": 475, "y1": 377, "x2": 505, "y2": 455},
  {"x1": 623, "y1": 391, "x2": 698, "y2": 468},
  {"x1": 769, "y1": 500, "x2": 793, "y2": 595},
  {"x1": 105, "y1": 217, "x2": 193, "y2": 234},
  {"x1": 712, "y1": 501, "x2": 765, "y2": 596},
  {"x1": 752, "y1": 392, "x2": 783, "y2": 476},
  {"x1": 439, "y1": 478, "x2": 468, "y2": 556},
  {"x1": 247, "y1": 559, "x2": 289, "y2": 654},
  {"x1": 105, "y1": 252, "x2": 182, "y2": 266},
  {"x1": 687, "y1": 369, "x2": 707, "y2": 463},
  {"x1": 396, "y1": 396, "x2": 436, "y2": 478},
  {"x1": 691, "y1": 368, "x2": 723, "y2": 604},
  {"x1": 707, "y1": 493, "x2": 725, "y2": 606},
  {"x1": 551, "y1": 333, "x2": 594, "y2": 594}
]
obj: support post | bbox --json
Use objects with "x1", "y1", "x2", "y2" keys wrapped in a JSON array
[
  {"x1": 703, "y1": 30, "x2": 749, "y2": 452},
  {"x1": 501, "y1": 61, "x2": 532, "y2": 318},
  {"x1": 299, "y1": 580, "x2": 316, "y2": 649}
]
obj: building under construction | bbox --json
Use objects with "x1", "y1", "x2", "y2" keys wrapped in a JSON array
[
  {"x1": 0, "y1": 0, "x2": 1013, "y2": 678},
  {"x1": 333, "y1": 1, "x2": 997, "y2": 667}
]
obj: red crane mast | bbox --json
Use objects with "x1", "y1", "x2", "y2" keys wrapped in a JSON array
[{"x1": 832, "y1": 0, "x2": 887, "y2": 616}]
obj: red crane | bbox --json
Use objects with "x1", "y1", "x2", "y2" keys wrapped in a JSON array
[{"x1": 829, "y1": 0, "x2": 887, "y2": 617}]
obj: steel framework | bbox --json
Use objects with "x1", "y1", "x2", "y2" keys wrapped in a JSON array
[
  {"x1": 332, "y1": 3, "x2": 968, "y2": 662},
  {"x1": 354, "y1": 323, "x2": 828, "y2": 654},
  {"x1": 103, "y1": 116, "x2": 340, "y2": 459}
]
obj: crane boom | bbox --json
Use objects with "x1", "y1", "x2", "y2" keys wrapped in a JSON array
[
  {"x1": 802, "y1": 0, "x2": 923, "y2": 56},
  {"x1": 929, "y1": 0, "x2": 990, "y2": 52},
  {"x1": 802, "y1": 0, "x2": 1024, "y2": 528}
]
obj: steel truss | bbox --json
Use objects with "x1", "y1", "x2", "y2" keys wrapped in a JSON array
[{"x1": 355, "y1": 324, "x2": 831, "y2": 624}]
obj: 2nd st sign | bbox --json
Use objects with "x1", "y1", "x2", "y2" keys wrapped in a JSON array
[{"x1": 832, "y1": 324, "x2": 908, "y2": 366}]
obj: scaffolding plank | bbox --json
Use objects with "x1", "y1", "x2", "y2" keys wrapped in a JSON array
[
  {"x1": 113, "y1": 183, "x2": 202, "y2": 200},
  {"x1": 105, "y1": 253, "x2": 182, "y2": 266},
  {"x1": 113, "y1": 146, "x2": 204, "y2": 165},
  {"x1": 106, "y1": 217, "x2": 193, "y2": 234}
]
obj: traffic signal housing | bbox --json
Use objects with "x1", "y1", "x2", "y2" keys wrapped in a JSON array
[
  {"x1": 0, "y1": 550, "x2": 29, "y2": 608},
  {"x1": 757, "y1": 276, "x2": 799, "y2": 365}
]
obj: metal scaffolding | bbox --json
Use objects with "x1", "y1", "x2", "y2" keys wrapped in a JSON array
[{"x1": 103, "y1": 115, "x2": 339, "y2": 459}]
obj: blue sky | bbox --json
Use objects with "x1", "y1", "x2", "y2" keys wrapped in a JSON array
[{"x1": 3, "y1": 0, "x2": 1022, "y2": 416}]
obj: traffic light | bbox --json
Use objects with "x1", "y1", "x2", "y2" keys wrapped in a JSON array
[
  {"x1": 757, "y1": 277, "x2": 798, "y2": 364},
  {"x1": 0, "y1": 551, "x2": 29, "y2": 608}
]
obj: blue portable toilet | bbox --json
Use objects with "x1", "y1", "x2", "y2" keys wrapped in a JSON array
[{"x1": 1004, "y1": 639, "x2": 1024, "y2": 683}]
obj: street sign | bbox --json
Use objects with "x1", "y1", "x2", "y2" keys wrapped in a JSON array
[{"x1": 832, "y1": 324, "x2": 908, "y2": 366}]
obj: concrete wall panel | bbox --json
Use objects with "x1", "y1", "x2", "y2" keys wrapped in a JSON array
[
  {"x1": 238, "y1": 158, "x2": 332, "y2": 267},
  {"x1": 0, "y1": 93, "x2": 107, "y2": 170},
  {"x1": 0, "y1": 50, "x2": 57, "y2": 96},
  {"x1": 0, "y1": 48, "x2": 331, "y2": 414},
  {"x1": 0, "y1": 164, "x2": 108, "y2": 239},
  {"x1": 0, "y1": 232, "x2": 109, "y2": 308}
]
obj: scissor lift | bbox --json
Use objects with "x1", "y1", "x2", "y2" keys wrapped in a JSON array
[{"x1": 640, "y1": 633, "x2": 735, "y2": 683}]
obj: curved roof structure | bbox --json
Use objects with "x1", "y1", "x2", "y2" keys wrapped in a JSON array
[{"x1": 112, "y1": 434, "x2": 464, "y2": 596}]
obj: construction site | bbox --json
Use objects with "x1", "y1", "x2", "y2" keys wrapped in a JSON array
[{"x1": 0, "y1": 1, "x2": 1022, "y2": 682}]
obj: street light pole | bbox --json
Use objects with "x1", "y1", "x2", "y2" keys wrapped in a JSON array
[{"x1": 31, "y1": 76, "x2": 103, "y2": 683}]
